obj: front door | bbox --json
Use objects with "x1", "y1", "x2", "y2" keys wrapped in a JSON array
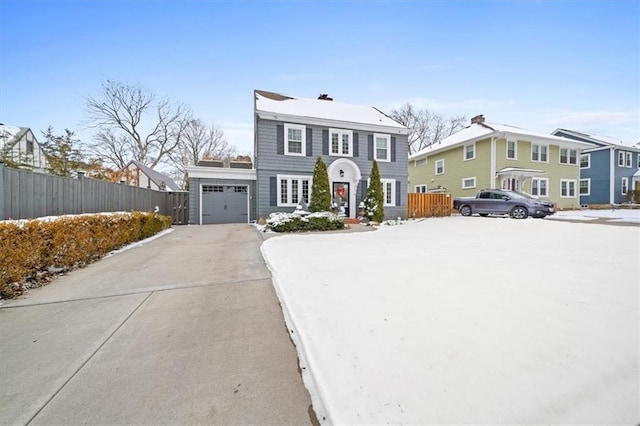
[{"x1": 333, "y1": 182, "x2": 349, "y2": 217}]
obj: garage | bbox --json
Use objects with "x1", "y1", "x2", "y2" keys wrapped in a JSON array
[{"x1": 201, "y1": 185, "x2": 249, "y2": 224}]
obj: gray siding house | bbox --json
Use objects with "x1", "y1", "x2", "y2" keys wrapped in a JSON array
[
  {"x1": 186, "y1": 90, "x2": 410, "y2": 224},
  {"x1": 254, "y1": 90, "x2": 410, "y2": 221}
]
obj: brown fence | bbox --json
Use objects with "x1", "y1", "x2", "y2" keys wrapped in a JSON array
[
  {"x1": 407, "y1": 193, "x2": 452, "y2": 218},
  {"x1": 1, "y1": 161, "x2": 188, "y2": 224}
]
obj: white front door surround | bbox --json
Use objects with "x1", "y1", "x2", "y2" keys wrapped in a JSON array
[{"x1": 327, "y1": 159, "x2": 362, "y2": 218}]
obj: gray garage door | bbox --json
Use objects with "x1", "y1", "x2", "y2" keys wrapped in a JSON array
[{"x1": 201, "y1": 185, "x2": 249, "y2": 224}]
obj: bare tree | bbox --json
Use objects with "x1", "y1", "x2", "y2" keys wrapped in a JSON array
[
  {"x1": 168, "y1": 119, "x2": 236, "y2": 186},
  {"x1": 84, "y1": 80, "x2": 191, "y2": 169},
  {"x1": 390, "y1": 103, "x2": 467, "y2": 154}
]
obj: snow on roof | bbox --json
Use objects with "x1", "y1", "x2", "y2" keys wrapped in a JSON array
[
  {"x1": 0, "y1": 125, "x2": 28, "y2": 144},
  {"x1": 409, "y1": 121, "x2": 592, "y2": 160},
  {"x1": 254, "y1": 90, "x2": 409, "y2": 133},
  {"x1": 553, "y1": 128, "x2": 639, "y2": 150},
  {"x1": 129, "y1": 160, "x2": 182, "y2": 191}
]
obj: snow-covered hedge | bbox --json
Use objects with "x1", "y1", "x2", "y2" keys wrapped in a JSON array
[
  {"x1": 265, "y1": 211, "x2": 345, "y2": 233},
  {"x1": 0, "y1": 212, "x2": 172, "y2": 299}
]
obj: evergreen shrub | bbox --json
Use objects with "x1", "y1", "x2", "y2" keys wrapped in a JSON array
[{"x1": 265, "y1": 212, "x2": 344, "y2": 233}]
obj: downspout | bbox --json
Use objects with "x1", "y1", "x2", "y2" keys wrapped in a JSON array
[
  {"x1": 490, "y1": 136, "x2": 496, "y2": 188},
  {"x1": 609, "y1": 147, "x2": 615, "y2": 204}
]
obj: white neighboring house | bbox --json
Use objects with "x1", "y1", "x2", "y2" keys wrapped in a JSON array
[
  {"x1": 121, "y1": 160, "x2": 182, "y2": 192},
  {"x1": 0, "y1": 125, "x2": 49, "y2": 172}
]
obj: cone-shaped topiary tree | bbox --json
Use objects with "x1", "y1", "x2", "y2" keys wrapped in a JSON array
[
  {"x1": 309, "y1": 156, "x2": 332, "y2": 212},
  {"x1": 364, "y1": 160, "x2": 384, "y2": 222}
]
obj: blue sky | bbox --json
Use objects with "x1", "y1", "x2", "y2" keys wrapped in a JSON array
[{"x1": 1, "y1": 0, "x2": 638, "y2": 156}]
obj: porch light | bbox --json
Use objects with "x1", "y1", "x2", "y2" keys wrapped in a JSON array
[{"x1": 339, "y1": 169, "x2": 344, "y2": 177}]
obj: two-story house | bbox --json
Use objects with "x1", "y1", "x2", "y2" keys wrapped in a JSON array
[
  {"x1": 0, "y1": 125, "x2": 49, "y2": 173},
  {"x1": 551, "y1": 129, "x2": 640, "y2": 205},
  {"x1": 408, "y1": 115, "x2": 592, "y2": 210},
  {"x1": 185, "y1": 90, "x2": 410, "y2": 224}
]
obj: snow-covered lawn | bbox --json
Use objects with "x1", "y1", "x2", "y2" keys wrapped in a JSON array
[
  {"x1": 548, "y1": 208, "x2": 640, "y2": 223},
  {"x1": 262, "y1": 217, "x2": 639, "y2": 424}
]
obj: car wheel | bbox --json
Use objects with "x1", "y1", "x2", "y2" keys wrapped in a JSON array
[
  {"x1": 460, "y1": 205, "x2": 472, "y2": 216},
  {"x1": 479, "y1": 213, "x2": 488, "y2": 217},
  {"x1": 510, "y1": 206, "x2": 528, "y2": 219}
]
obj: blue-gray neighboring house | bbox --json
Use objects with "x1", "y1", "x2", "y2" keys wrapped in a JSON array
[
  {"x1": 552, "y1": 129, "x2": 640, "y2": 205},
  {"x1": 186, "y1": 90, "x2": 410, "y2": 224}
]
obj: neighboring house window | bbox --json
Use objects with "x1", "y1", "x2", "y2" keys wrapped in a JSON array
[
  {"x1": 559, "y1": 148, "x2": 577, "y2": 165},
  {"x1": 462, "y1": 177, "x2": 476, "y2": 189},
  {"x1": 26, "y1": 139, "x2": 34, "y2": 154},
  {"x1": 330, "y1": 128, "x2": 352, "y2": 157},
  {"x1": 618, "y1": 151, "x2": 625, "y2": 167},
  {"x1": 277, "y1": 175, "x2": 311, "y2": 206},
  {"x1": 415, "y1": 184, "x2": 427, "y2": 193},
  {"x1": 560, "y1": 179, "x2": 577, "y2": 198},
  {"x1": 580, "y1": 179, "x2": 590, "y2": 196},
  {"x1": 435, "y1": 159, "x2": 445, "y2": 175},
  {"x1": 580, "y1": 153, "x2": 590, "y2": 169},
  {"x1": 463, "y1": 143, "x2": 475, "y2": 161},
  {"x1": 507, "y1": 140, "x2": 517, "y2": 160},
  {"x1": 637, "y1": 153, "x2": 640, "y2": 168},
  {"x1": 414, "y1": 158, "x2": 426, "y2": 167},
  {"x1": 532, "y1": 144, "x2": 548, "y2": 162},
  {"x1": 285, "y1": 123, "x2": 305, "y2": 156},
  {"x1": 625, "y1": 152, "x2": 632, "y2": 168},
  {"x1": 374, "y1": 133, "x2": 391, "y2": 161},
  {"x1": 621, "y1": 177, "x2": 628, "y2": 195},
  {"x1": 531, "y1": 178, "x2": 549, "y2": 197},
  {"x1": 381, "y1": 179, "x2": 396, "y2": 206}
]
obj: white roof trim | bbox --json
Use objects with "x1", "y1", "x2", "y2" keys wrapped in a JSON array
[
  {"x1": 185, "y1": 166, "x2": 256, "y2": 181},
  {"x1": 256, "y1": 111, "x2": 410, "y2": 135}
]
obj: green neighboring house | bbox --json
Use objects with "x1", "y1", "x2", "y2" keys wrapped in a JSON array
[{"x1": 408, "y1": 115, "x2": 592, "y2": 209}]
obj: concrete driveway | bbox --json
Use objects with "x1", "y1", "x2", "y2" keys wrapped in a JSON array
[{"x1": 0, "y1": 224, "x2": 314, "y2": 425}]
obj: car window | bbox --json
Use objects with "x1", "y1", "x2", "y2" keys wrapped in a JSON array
[
  {"x1": 479, "y1": 192, "x2": 490, "y2": 199},
  {"x1": 491, "y1": 192, "x2": 505, "y2": 199}
]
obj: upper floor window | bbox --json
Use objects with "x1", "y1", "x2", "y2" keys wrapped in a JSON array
[
  {"x1": 580, "y1": 153, "x2": 590, "y2": 168},
  {"x1": 374, "y1": 133, "x2": 390, "y2": 161},
  {"x1": 532, "y1": 144, "x2": 548, "y2": 162},
  {"x1": 638, "y1": 153, "x2": 640, "y2": 168},
  {"x1": 625, "y1": 152, "x2": 632, "y2": 168},
  {"x1": 284, "y1": 123, "x2": 305, "y2": 156},
  {"x1": 531, "y1": 177, "x2": 548, "y2": 197},
  {"x1": 435, "y1": 159, "x2": 445, "y2": 175},
  {"x1": 381, "y1": 179, "x2": 396, "y2": 206},
  {"x1": 560, "y1": 179, "x2": 577, "y2": 198},
  {"x1": 507, "y1": 140, "x2": 517, "y2": 160},
  {"x1": 618, "y1": 151, "x2": 625, "y2": 167},
  {"x1": 413, "y1": 158, "x2": 426, "y2": 167},
  {"x1": 330, "y1": 128, "x2": 352, "y2": 157},
  {"x1": 559, "y1": 148, "x2": 577, "y2": 165},
  {"x1": 415, "y1": 184, "x2": 427, "y2": 193},
  {"x1": 463, "y1": 143, "x2": 475, "y2": 161}
]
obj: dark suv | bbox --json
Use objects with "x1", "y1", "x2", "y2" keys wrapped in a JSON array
[{"x1": 453, "y1": 189, "x2": 556, "y2": 219}]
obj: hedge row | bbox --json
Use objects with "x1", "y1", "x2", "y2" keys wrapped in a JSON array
[
  {"x1": 0, "y1": 212, "x2": 172, "y2": 299},
  {"x1": 266, "y1": 211, "x2": 345, "y2": 233}
]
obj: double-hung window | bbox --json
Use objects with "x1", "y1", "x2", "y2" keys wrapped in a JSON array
[
  {"x1": 381, "y1": 179, "x2": 396, "y2": 206},
  {"x1": 580, "y1": 179, "x2": 590, "y2": 196},
  {"x1": 532, "y1": 144, "x2": 548, "y2": 162},
  {"x1": 580, "y1": 153, "x2": 590, "y2": 168},
  {"x1": 284, "y1": 123, "x2": 305, "y2": 156},
  {"x1": 560, "y1": 148, "x2": 577, "y2": 165},
  {"x1": 278, "y1": 175, "x2": 311, "y2": 206},
  {"x1": 560, "y1": 179, "x2": 577, "y2": 198},
  {"x1": 507, "y1": 140, "x2": 517, "y2": 160},
  {"x1": 463, "y1": 143, "x2": 475, "y2": 161},
  {"x1": 625, "y1": 152, "x2": 632, "y2": 168},
  {"x1": 531, "y1": 178, "x2": 549, "y2": 197},
  {"x1": 330, "y1": 128, "x2": 352, "y2": 156},
  {"x1": 415, "y1": 184, "x2": 427, "y2": 193},
  {"x1": 618, "y1": 151, "x2": 625, "y2": 167},
  {"x1": 622, "y1": 177, "x2": 629, "y2": 195},
  {"x1": 374, "y1": 133, "x2": 390, "y2": 161},
  {"x1": 435, "y1": 159, "x2": 445, "y2": 175}
]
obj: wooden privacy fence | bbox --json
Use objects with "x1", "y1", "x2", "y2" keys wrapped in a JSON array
[
  {"x1": 0, "y1": 161, "x2": 188, "y2": 224},
  {"x1": 407, "y1": 193, "x2": 452, "y2": 218}
]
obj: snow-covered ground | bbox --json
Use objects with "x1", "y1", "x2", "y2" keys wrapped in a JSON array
[
  {"x1": 262, "y1": 216, "x2": 639, "y2": 424},
  {"x1": 548, "y1": 208, "x2": 640, "y2": 223}
]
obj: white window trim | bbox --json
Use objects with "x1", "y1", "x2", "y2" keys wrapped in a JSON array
[
  {"x1": 277, "y1": 174, "x2": 312, "y2": 207},
  {"x1": 381, "y1": 178, "x2": 396, "y2": 206},
  {"x1": 580, "y1": 178, "x2": 591, "y2": 196},
  {"x1": 531, "y1": 177, "x2": 549, "y2": 197},
  {"x1": 374, "y1": 133, "x2": 391, "y2": 162},
  {"x1": 463, "y1": 142, "x2": 476, "y2": 161},
  {"x1": 621, "y1": 177, "x2": 628, "y2": 195},
  {"x1": 415, "y1": 184, "x2": 427, "y2": 193},
  {"x1": 462, "y1": 177, "x2": 476, "y2": 189},
  {"x1": 559, "y1": 147, "x2": 578, "y2": 165},
  {"x1": 625, "y1": 152, "x2": 632, "y2": 168},
  {"x1": 506, "y1": 139, "x2": 517, "y2": 160},
  {"x1": 284, "y1": 123, "x2": 306, "y2": 156},
  {"x1": 618, "y1": 151, "x2": 625, "y2": 167},
  {"x1": 580, "y1": 153, "x2": 591, "y2": 169},
  {"x1": 435, "y1": 159, "x2": 445, "y2": 175},
  {"x1": 329, "y1": 128, "x2": 353, "y2": 157},
  {"x1": 560, "y1": 179, "x2": 577, "y2": 198},
  {"x1": 531, "y1": 143, "x2": 549, "y2": 163}
]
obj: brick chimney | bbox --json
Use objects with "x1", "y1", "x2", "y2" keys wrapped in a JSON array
[
  {"x1": 317, "y1": 94, "x2": 333, "y2": 101},
  {"x1": 471, "y1": 114, "x2": 485, "y2": 124}
]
